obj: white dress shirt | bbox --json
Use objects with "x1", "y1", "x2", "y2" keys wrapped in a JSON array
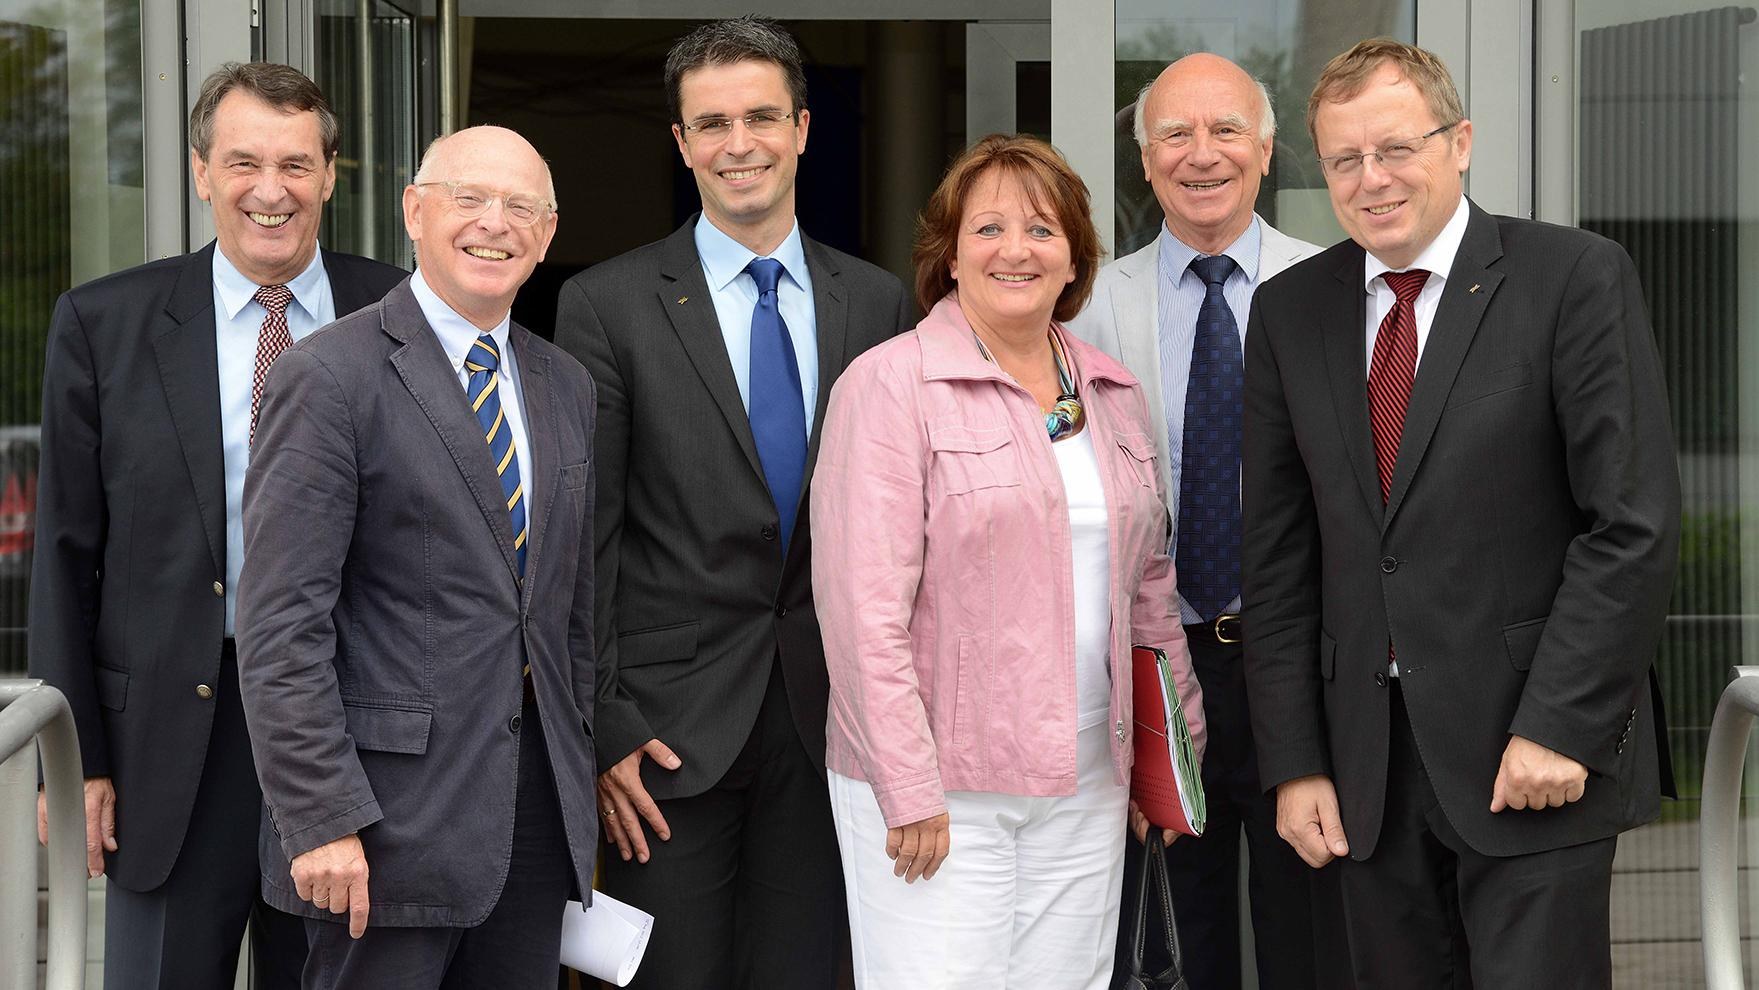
[
  {"x1": 693, "y1": 215, "x2": 820, "y2": 432},
  {"x1": 410, "y1": 268, "x2": 533, "y2": 533},
  {"x1": 1362, "y1": 195, "x2": 1472, "y2": 375},
  {"x1": 213, "y1": 244, "x2": 335, "y2": 635}
]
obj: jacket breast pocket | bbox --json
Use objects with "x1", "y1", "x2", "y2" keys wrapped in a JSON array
[
  {"x1": 1446, "y1": 362, "x2": 1532, "y2": 410},
  {"x1": 1114, "y1": 431, "x2": 1158, "y2": 489},
  {"x1": 342, "y1": 700, "x2": 433, "y2": 755},
  {"x1": 928, "y1": 425, "x2": 1021, "y2": 496}
]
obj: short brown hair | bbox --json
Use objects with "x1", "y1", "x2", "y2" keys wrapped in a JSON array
[
  {"x1": 664, "y1": 16, "x2": 807, "y2": 123},
  {"x1": 189, "y1": 62, "x2": 340, "y2": 160},
  {"x1": 912, "y1": 134, "x2": 1102, "y2": 324},
  {"x1": 1306, "y1": 38, "x2": 1464, "y2": 150}
]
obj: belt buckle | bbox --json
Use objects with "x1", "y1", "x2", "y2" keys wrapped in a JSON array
[{"x1": 1213, "y1": 613, "x2": 1242, "y2": 644}]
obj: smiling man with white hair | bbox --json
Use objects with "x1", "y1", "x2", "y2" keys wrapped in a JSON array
[
  {"x1": 238, "y1": 124, "x2": 603, "y2": 988},
  {"x1": 1067, "y1": 51, "x2": 1328, "y2": 990}
]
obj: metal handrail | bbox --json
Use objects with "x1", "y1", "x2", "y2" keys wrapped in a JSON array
[
  {"x1": 0, "y1": 680, "x2": 87, "y2": 990},
  {"x1": 1701, "y1": 666, "x2": 1759, "y2": 988}
]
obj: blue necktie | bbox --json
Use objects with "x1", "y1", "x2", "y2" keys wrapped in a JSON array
[
  {"x1": 1176, "y1": 254, "x2": 1242, "y2": 620},
  {"x1": 746, "y1": 258, "x2": 807, "y2": 553},
  {"x1": 464, "y1": 334, "x2": 527, "y2": 576}
]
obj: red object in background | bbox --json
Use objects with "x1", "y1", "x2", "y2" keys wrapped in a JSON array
[{"x1": 0, "y1": 470, "x2": 35, "y2": 558}]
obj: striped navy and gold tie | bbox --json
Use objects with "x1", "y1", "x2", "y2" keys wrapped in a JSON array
[{"x1": 464, "y1": 333, "x2": 527, "y2": 575}]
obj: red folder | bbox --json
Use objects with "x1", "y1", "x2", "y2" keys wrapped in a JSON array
[{"x1": 1130, "y1": 645, "x2": 1206, "y2": 836}]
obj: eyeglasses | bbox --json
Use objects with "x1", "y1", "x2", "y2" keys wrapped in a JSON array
[
  {"x1": 1316, "y1": 122, "x2": 1458, "y2": 178},
  {"x1": 414, "y1": 181, "x2": 554, "y2": 227},
  {"x1": 678, "y1": 110, "x2": 799, "y2": 140}
]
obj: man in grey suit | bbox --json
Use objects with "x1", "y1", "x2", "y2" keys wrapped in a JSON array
[
  {"x1": 238, "y1": 125, "x2": 600, "y2": 987},
  {"x1": 1244, "y1": 40, "x2": 1677, "y2": 984},
  {"x1": 553, "y1": 16, "x2": 909, "y2": 988},
  {"x1": 1067, "y1": 53, "x2": 1326, "y2": 990},
  {"x1": 30, "y1": 62, "x2": 403, "y2": 989}
]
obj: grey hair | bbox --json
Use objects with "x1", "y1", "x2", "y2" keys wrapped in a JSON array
[
  {"x1": 1132, "y1": 69, "x2": 1277, "y2": 146},
  {"x1": 664, "y1": 15, "x2": 808, "y2": 123},
  {"x1": 189, "y1": 62, "x2": 340, "y2": 160},
  {"x1": 412, "y1": 131, "x2": 558, "y2": 209}
]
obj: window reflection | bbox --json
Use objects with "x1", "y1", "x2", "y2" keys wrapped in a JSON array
[{"x1": 316, "y1": 0, "x2": 417, "y2": 270}]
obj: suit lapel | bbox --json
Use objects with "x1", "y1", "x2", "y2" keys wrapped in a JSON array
[
  {"x1": 324, "y1": 251, "x2": 380, "y2": 315},
  {"x1": 382, "y1": 281, "x2": 522, "y2": 584},
  {"x1": 658, "y1": 222, "x2": 768, "y2": 482},
  {"x1": 1320, "y1": 248, "x2": 1386, "y2": 525},
  {"x1": 1383, "y1": 206, "x2": 1505, "y2": 527},
  {"x1": 510, "y1": 324, "x2": 557, "y2": 606},
  {"x1": 150, "y1": 244, "x2": 227, "y2": 579},
  {"x1": 1113, "y1": 246, "x2": 1167, "y2": 471},
  {"x1": 799, "y1": 235, "x2": 846, "y2": 496}
]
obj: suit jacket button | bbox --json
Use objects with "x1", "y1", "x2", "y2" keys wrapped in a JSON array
[
  {"x1": 761, "y1": 525, "x2": 777, "y2": 541},
  {"x1": 1374, "y1": 671, "x2": 1388, "y2": 688},
  {"x1": 1379, "y1": 557, "x2": 1398, "y2": 574},
  {"x1": 509, "y1": 714, "x2": 522, "y2": 733},
  {"x1": 212, "y1": 580, "x2": 225, "y2": 597},
  {"x1": 195, "y1": 684, "x2": 214, "y2": 700},
  {"x1": 775, "y1": 605, "x2": 788, "y2": 618}
]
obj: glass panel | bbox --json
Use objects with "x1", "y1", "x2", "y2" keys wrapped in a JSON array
[
  {"x1": 0, "y1": 0, "x2": 145, "y2": 674},
  {"x1": 316, "y1": 0, "x2": 417, "y2": 270},
  {"x1": 1572, "y1": 3, "x2": 1759, "y2": 984},
  {"x1": 1112, "y1": 0, "x2": 1416, "y2": 255}
]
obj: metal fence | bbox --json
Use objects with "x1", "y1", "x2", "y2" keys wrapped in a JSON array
[{"x1": 0, "y1": 679, "x2": 86, "y2": 989}]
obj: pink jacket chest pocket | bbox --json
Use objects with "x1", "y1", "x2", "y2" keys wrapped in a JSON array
[{"x1": 928, "y1": 424, "x2": 1023, "y2": 496}]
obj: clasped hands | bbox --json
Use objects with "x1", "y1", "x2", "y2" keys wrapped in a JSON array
[{"x1": 1275, "y1": 734, "x2": 1588, "y2": 868}]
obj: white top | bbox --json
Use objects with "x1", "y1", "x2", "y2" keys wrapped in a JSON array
[
  {"x1": 1054, "y1": 426, "x2": 1114, "y2": 729},
  {"x1": 1362, "y1": 195, "x2": 1472, "y2": 375},
  {"x1": 410, "y1": 268, "x2": 533, "y2": 522},
  {"x1": 212, "y1": 244, "x2": 334, "y2": 636}
]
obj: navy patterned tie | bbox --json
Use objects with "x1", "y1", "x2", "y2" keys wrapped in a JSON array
[
  {"x1": 1176, "y1": 254, "x2": 1242, "y2": 621},
  {"x1": 746, "y1": 258, "x2": 807, "y2": 553},
  {"x1": 463, "y1": 334, "x2": 527, "y2": 576}
]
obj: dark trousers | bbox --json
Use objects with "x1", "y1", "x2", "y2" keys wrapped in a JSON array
[
  {"x1": 302, "y1": 698, "x2": 572, "y2": 989},
  {"x1": 599, "y1": 661, "x2": 845, "y2": 990},
  {"x1": 1114, "y1": 629, "x2": 1334, "y2": 990},
  {"x1": 1333, "y1": 683, "x2": 1617, "y2": 989},
  {"x1": 104, "y1": 640, "x2": 306, "y2": 990}
]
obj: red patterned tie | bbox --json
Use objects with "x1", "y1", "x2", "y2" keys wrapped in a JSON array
[
  {"x1": 1367, "y1": 269, "x2": 1430, "y2": 503},
  {"x1": 250, "y1": 284, "x2": 294, "y2": 446}
]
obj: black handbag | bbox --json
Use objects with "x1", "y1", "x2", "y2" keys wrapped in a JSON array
[{"x1": 1122, "y1": 833, "x2": 1189, "y2": 990}]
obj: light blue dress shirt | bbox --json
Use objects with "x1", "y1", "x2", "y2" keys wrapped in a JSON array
[
  {"x1": 214, "y1": 244, "x2": 334, "y2": 636},
  {"x1": 693, "y1": 216, "x2": 820, "y2": 432},
  {"x1": 1155, "y1": 217, "x2": 1261, "y2": 624},
  {"x1": 410, "y1": 268, "x2": 534, "y2": 540}
]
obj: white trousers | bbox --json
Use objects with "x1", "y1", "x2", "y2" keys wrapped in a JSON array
[{"x1": 829, "y1": 722, "x2": 1130, "y2": 990}]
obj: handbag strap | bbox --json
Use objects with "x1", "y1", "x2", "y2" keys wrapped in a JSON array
[
  {"x1": 1129, "y1": 831, "x2": 1155, "y2": 976},
  {"x1": 1146, "y1": 834, "x2": 1185, "y2": 970}
]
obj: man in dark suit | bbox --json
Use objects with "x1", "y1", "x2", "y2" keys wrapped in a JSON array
[
  {"x1": 29, "y1": 62, "x2": 403, "y2": 989},
  {"x1": 553, "y1": 15, "x2": 909, "y2": 988},
  {"x1": 236, "y1": 124, "x2": 600, "y2": 987},
  {"x1": 1243, "y1": 38, "x2": 1679, "y2": 986}
]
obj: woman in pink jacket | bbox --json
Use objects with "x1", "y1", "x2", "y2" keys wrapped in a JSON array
[{"x1": 812, "y1": 134, "x2": 1206, "y2": 989}]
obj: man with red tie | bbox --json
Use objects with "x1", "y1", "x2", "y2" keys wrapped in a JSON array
[
  {"x1": 1242, "y1": 38, "x2": 1679, "y2": 986},
  {"x1": 30, "y1": 62, "x2": 402, "y2": 988}
]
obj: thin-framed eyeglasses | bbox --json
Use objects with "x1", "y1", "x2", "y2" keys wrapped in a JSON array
[
  {"x1": 414, "y1": 180, "x2": 554, "y2": 227},
  {"x1": 679, "y1": 110, "x2": 799, "y2": 140},
  {"x1": 1316, "y1": 122, "x2": 1458, "y2": 178}
]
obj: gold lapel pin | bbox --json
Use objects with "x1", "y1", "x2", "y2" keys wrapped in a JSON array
[
  {"x1": 1468, "y1": 283, "x2": 1481, "y2": 293},
  {"x1": 677, "y1": 295, "x2": 689, "y2": 305}
]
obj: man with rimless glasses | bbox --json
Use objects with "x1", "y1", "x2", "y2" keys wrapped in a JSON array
[
  {"x1": 554, "y1": 14, "x2": 909, "y2": 989},
  {"x1": 1242, "y1": 38, "x2": 1678, "y2": 986}
]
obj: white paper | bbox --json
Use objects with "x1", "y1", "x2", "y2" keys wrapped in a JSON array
[{"x1": 559, "y1": 890, "x2": 654, "y2": 987}]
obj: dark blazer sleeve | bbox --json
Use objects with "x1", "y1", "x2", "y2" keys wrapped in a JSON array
[
  {"x1": 1505, "y1": 237, "x2": 1681, "y2": 775},
  {"x1": 1241, "y1": 287, "x2": 1331, "y2": 791},
  {"x1": 28, "y1": 292, "x2": 110, "y2": 777},
  {"x1": 553, "y1": 279, "x2": 654, "y2": 770},
  {"x1": 237, "y1": 346, "x2": 384, "y2": 860}
]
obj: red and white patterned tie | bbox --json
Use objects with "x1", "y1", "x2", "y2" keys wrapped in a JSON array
[
  {"x1": 250, "y1": 283, "x2": 294, "y2": 446},
  {"x1": 1367, "y1": 269, "x2": 1430, "y2": 503}
]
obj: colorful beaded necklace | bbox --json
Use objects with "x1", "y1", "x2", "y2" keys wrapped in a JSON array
[{"x1": 972, "y1": 328, "x2": 1086, "y2": 441}]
